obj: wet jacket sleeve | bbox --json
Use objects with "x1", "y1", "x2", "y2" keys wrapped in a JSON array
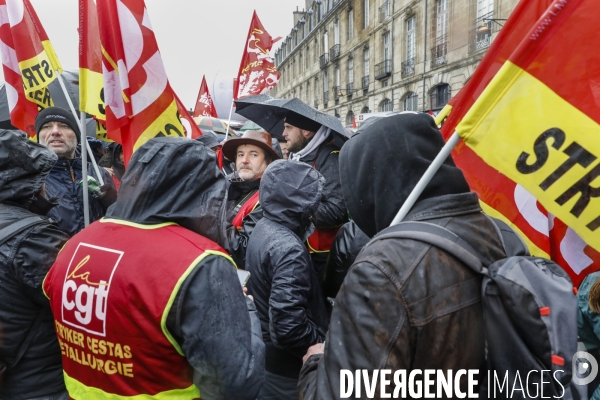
[
  {"x1": 298, "y1": 261, "x2": 410, "y2": 400},
  {"x1": 226, "y1": 205, "x2": 263, "y2": 269},
  {"x1": 269, "y1": 245, "x2": 326, "y2": 358},
  {"x1": 313, "y1": 152, "x2": 347, "y2": 229},
  {"x1": 13, "y1": 223, "x2": 69, "y2": 306},
  {"x1": 95, "y1": 166, "x2": 117, "y2": 211},
  {"x1": 166, "y1": 254, "x2": 265, "y2": 400}
]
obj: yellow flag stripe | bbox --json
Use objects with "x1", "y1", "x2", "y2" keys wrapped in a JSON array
[
  {"x1": 41, "y1": 40, "x2": 62, "y2": 73},
  {"x1": 133, "y1": 100, "x2": 186, "y2": 152},
  {"x1": 18, "y1": 52, "x2": 56, "y2": 93},
  {"x1": 457, "y1": 61, "x2": 600, "y2": 252}
]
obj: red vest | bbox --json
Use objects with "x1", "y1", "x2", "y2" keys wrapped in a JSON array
[
  {"x1": 43, "y1": 219, "x2": 231, "y2": 399},
  {"x1": 232, "y1": 191, "x2": 260, "y2": 230}
]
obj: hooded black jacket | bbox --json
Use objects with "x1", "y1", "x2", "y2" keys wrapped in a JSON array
[
  {"x1": 45, "y1": 157, "x2": 115, "y2": 237},
  {"x1": 0, "y1": 131, "x2": 69, "y2": 399},
  {"x1": 104, "y1": 137, "x2": 264, "y2": 400},
  {"x1": 226, "y1": 176, "x2": 263, "y2": 269},
  {"x1": 298, "y1": 113, "x2": 510, "y2": 399},
  {"x1": 245, "y1": 160, "x2": 329, "y2": 380}
]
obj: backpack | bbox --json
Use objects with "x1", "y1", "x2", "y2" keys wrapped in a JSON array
[{"x1": 369, "y1": 218, "x2": 578, "y2": 399}]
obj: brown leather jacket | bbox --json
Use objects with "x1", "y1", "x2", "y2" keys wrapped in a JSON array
[{"x1": 298, "y1": 192, "x2": 508, "y2": 399}]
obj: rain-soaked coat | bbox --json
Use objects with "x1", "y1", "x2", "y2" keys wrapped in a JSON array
[
  {"x1": 245, "y1": 160, "x2": 329, "y2": 381},
  {"x1": 45, "y1": 157, "x2": 114, "y2": 237},
  {"x1": 104, "y1": 137, "x2": 264, "y2": 399},
  {"x1": 298, "y1": 113, "x2": 509, "y2": 399},
  {"x1": 0, "y1": 130, "x2": 69, "y2": 399}
]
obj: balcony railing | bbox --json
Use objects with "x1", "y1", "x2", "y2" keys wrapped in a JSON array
[
  {"x1": 361, "y1": 75, "x2": 369, "y2": 90},
  {"x1": 401, "y1": 57, "x2": 415, "y2": 78},
  {"x1": 333, "y1": 85, "x2": 340, "y2": 101},
  {"x1": 378, "y1": 1, "x2": 390, "y2": 22},
  {"x1": 323, "y1": 91, "x2": 329, "y2": 105},
  {"x1": 374, "y1": 60, "x2": 392, "y2": 80},
  {"x1": 330, "y1": 44, "x2": 340, "y2": 61},
  {"x1": 431, "y1": 35, "x2": 448, "y2": 68},
  {"x1": 346, "y1": 82, "x2": 354, "y2": 97},
  {"x1": 319, "y1": 53, "x2": 329, "y2": 69},
  {"x1": 469, "y1": 12, "x2": 494, "y2": 53}
]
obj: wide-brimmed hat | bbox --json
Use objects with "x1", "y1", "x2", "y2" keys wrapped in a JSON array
[{"x1": 222, "y1": 130, "x2": 281, "y2": 162}]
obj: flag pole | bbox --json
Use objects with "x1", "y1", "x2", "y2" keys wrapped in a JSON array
[
  {"x1": 55, "y1": 72, "x2": 105, "y2": 186},
  {"x1": 390, "y1": 131, "x2": 460, "y2": 225},
  {"x1": 223, "y1": 101, "x2": 235, "y2": 143},
  {"x1": 80, "y1": 111, "x2": 90, "y2": 226}
]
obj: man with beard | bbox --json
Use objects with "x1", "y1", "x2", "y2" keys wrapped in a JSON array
[
  {"x1": 43, "y1": 138, "x2": 265, "y2": 399},
  {"x1": 222, "y1": 130, "x2": 280, "y2": 268},
  {"x1": 283, "y1": 112, "x2": 347, "y2": 280},
  {"x1": 35, "y1": 107, "x2": 116, "y2": 236}
]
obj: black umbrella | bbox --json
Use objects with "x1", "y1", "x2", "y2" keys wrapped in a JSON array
[
  {"x1": 0, "y1": 70, "x2": 81, "y2": 130},
  {"x1": 234, "y1": 95, "x2": 348, "y2": 147}
]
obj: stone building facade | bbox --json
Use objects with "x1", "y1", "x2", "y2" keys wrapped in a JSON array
[{"x1": 272, "y1": 0, "x2": 519, "y2": 127}]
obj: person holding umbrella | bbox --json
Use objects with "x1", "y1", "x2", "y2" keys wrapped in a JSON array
[{"x1": 283, "y1": 111, "x2": 348, "y2": 281}]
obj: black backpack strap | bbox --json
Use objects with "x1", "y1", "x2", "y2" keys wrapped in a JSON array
[
  {"x1": 367, "y1": 221, "x2": 487, "y2": 274},
  {"x1": 9, "y1": 310, "x2": 44, "y2": 369},
  {"x1": 0, "y1": 216, "x2": 46, "y2": 247}
]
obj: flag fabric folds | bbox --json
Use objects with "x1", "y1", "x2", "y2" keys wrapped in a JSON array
[
  {"x1": 193, "y1": 75, "x2": 217, "y2": 118},
  {"x1": 96, "y1": 0, "x2": 201, "y2": 162},
  {"x1": 455, "y1": 0, "x2": 600, "y2": 280},
  {"x1": 79, "y1": 0, "x2": 105, "y2": 124},
  {"x1": 234, "y1": 11, "x2": 280, "y2": 100},
  {"x1": 0, "y1": 0, "x2": 61, "y2": 136}
]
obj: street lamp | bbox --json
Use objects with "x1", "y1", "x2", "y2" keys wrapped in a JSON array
[{"x1": 476, "y1": 18, "x2": 507, "y2": 34}]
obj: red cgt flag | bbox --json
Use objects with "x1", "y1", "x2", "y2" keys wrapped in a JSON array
[
  {"x1": 96, "y1": 0, "x2": 202, "y2": 163},
  {"x1": 234, "y1": 11, "x2": 281, "y2": 100},
  {"x1": 0, "y1": 0, "x2": 38, "y2": 136},
  {"x1": 193, "y1": 75, "x2": 218, "y2": 118},
  {"x1": 446, "y1": 0, "x2": 600, "y2": 285}
]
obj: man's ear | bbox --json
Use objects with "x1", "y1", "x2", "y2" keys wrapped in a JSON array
[{"x1": 301, "y1": 129, "x2": 316, "y2": 139}]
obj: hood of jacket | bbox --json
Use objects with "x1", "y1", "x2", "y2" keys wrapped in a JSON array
[
  {"x1": 339, "y1": 113, "x2": 470, "y2": 238},
  {"x1": 0, "y1": 130, "x2": 57, "y2": 204},
  {"x1": 259, "y1": 159, "x2": 324, "y2": 238},
  {"x1": 106, "y1": 137, "x2": 228, "y2": 246}
]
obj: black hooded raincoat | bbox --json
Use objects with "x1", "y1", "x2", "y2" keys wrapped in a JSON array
[{"x1": 104, "y1": 137, "x2": 264, "y2": 400}]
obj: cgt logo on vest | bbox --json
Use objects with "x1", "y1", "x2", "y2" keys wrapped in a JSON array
[{"x1": 62, "y1": 243, "x2": 124, "y2": 337}]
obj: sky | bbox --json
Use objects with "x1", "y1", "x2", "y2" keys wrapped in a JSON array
[{"x1": 13, "y1": 0, "x2": 306, "y2": 121}]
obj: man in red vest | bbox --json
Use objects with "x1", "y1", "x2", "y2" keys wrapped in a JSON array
[
  {"x1": 283, "y1": 112, "x2": 348, "y2": 282},
  {"x1": 222, "y1": 130, "x2": 280, "y2": 269},
  {"x1": 43, "y1": 138, "x2": 265, "y2": 399}
]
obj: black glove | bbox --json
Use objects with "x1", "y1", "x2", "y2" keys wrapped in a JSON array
[{"x1": 98, "y1": 183, "x2": 118, "y2": 209}]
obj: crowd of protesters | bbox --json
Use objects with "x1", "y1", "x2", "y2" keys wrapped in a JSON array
[{"x1": 0, "y1": 104, "x2": 597, "y2": 400}]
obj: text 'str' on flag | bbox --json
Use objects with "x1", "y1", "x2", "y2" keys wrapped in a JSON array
[{"x1": 456, "y1": 0, "x2": 600, "y2": 252}]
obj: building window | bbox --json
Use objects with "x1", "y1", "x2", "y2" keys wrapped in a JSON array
[
  {"x1": 361, "y1": 105, "x2": 370, "y2": 113},
  {"x1": 309, "y1": 9, "x2": 314, "y2": 30},
  {"x1": 299, "y1": 54, "x2": 303, "y2": 73},
  {"x1": 383, "y1": 31, "x2": 390, "y2": 61},
  {"x1": 348, "y1": 57, "x2": 354, "y2": 83},
  {"x1": 334, "y1": 19, "x2": 340, "y2": 45},
  {"x1": 346, "y1": 110, "x2": 355, "y2": 126},
  {"x1": 437, "y1": 0, "x2": 449, "y2": 38},
  {"x1": 364, "y1": 0, "x2": 369, "y2": 28},
  {"x1": 404, "y1": 92, "x2": 418, "y2": 111},
  {"x1": 430, "y1": 84, "x2": 451, "y2": 109},
  {"x1": 380, "y1": 98, "x2": 393, "y2": 112},
  {"x1": 406, "y1": 17, "x2": 416, "y2": 61},
  {"x1": 348, "y1": 9, "x2": 354, "y2": 39},
  {"x1": 363, "y1": 48, "x2": 370, "y2": 77},
  {"x1": 323, "y1": 71, "x2": 329, "y2": 93},
  {"x1": 306, "y1": 47, "x2": 310, "y2": 69}
]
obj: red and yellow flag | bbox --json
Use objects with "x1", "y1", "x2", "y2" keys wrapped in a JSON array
[
  {"x1": 96, "y1": 0, "x2": 201, "y2": 163},
  {"x1": 23, "y1": 0, "x2": 62, "y2": 73},
  {"x1": 456, "y1": 0, "x2": 600, "y2": 263},
  {"x1": 79, "y1": 0, "x2": 105, "y2": 125},
  {"x1": 193, "y1": 75, "x2": 218, "y2": 118},
  {"x1": 234, "y1": 11, "x2": 280, "y2": 100},
  {"x1": 0, "y1": 0, "x2": 38, "y2": 136}
]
